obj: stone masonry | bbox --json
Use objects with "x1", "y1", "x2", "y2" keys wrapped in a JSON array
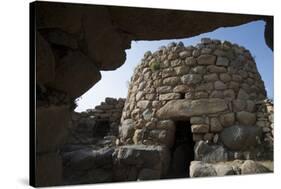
[{"x1": 118, "y1": 38, "x2": 273, "y2": 177}]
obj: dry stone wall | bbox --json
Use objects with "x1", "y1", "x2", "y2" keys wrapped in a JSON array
[
  {"x1": 119, "y1": 38, "x2": 272, "y2": 162},
  {"x1": 61, "y1": 97, "x2": 125, "y2": 184},
  {"x1": 66, "y1": 97, "x2": 125, "y2": 145}
]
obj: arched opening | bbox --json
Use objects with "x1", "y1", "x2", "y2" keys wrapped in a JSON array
[{"x1": 167, "y1": 120, "x2": 195, "y2": 178}]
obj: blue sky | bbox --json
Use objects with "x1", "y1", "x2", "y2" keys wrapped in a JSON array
[{"x1": 75, "y1": 20, "x2": 273, "y2": 112}]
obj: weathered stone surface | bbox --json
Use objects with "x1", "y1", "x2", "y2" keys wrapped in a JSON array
[
  {"x1": 137, "y1": 100, "x2": 150, "y2": 110},
  {"x1": 138, "y1": 169, "x2": 161, "y2": 180},
  {"x1": 173, "y1": 85, "x2": 190, "y2": 93},
  {"x1": 120, "y1": 119, "x2": 135, "y2": 139},
  {"x1": 219, "y1": 113, "x2": 235, "y2": 127},
  {"x1": 207, "y1": 65, "x2": 227, "y2": 73},
  {"x1": 219, "y1": 73, "x2": 232, "y2": 82},
  {"x1": 116, "y1": 145, "x2": 170, "y2": 173},
  {"x1": 181, "y1": 74, "x2": 202, "y2": 84},
  {"x1": 203, "y1": 73, "x2": 218, "y2": 81},
  {"x1": 192, "y1": 66, "x2": 206, "y2": 74},
  {"x1": 210, "y1": 90, "x2": 224, "y2": 98},
  {"x1": 215, "y1": 164, "x2": 235, "y2": 176},
  {"x1": 197, "y1": 55, "x2": 216, "y2": 65},
  {"x1": 216, "y1": 56, "x2": 229, "y2": 66},
  {"x1": 190, "y1": 117, "x2": 205, "y2": 124},
  {"x1": 63, "y1": 147, "x2": 114, "y2": 171},
  {"x1": 233, "y1": 100, "x2": 246, "y2": 112},
  {"x1": 159, "y1": 93, "x2": 181, "y2": 101},
  {"x1": 163, "y1": 77, "x2": 180, "y2": 86},
  {"x1": 210, "y1": 117, "x2": 223, "y2": 132},
  {"x1": 133, "y1": 129, "x2": 143, "y2": 144},
  {"x1": 220, "y1": 125, "x2": 262, "y2": 150},
  {"x1": 157, "y1": 99, "x2": 228, "y2": 119},
  {"x1": 179, "y1": 51, "x2": 192, "y2": 59},
  {"x1": 36, "y1": 105, "x2": 69, "y2": 153},
  {"x1": 157, "y1": 86, "x2": 172, "y2": 93},
  {"x1": 194, "y1": 141, "x2": 228, "y2": 162},
  {"x1": 192, "y1": 124, "x2": 209, "y2": 133},
  {"x1": 135, "y1": 91, "x2": 144, "y2": 101},
  {"x1": 162, "y1": 68, "x2": 176, "y2": 78},
  {"x1": 41, "y1": 29, "x2": 78, "y2": 49},
  {"x1": 156, "y1": 120, "x2": 175, "y2": 134},
  {"x1": 190, "y1": 161, "x2": 217, "y2": 177},
  {"x1": 36, "y1": 32, "x2": 55, "y2": 84},
  {"x1": 241, "y1": 160, "x2": 271, "y2": 174},
  {"x1": 46, "y1": 51, "x2": 101, "y2": 98},
  {"x1": 201, "y1": 48, "x2": 212, "y2": 54},
  {"x1": 194, "y1": 91, "x2": 208, "y2": 99},
  {"x1": 174, "y1": 65, "x2": 190, "y2": 75},
  {"x1": 237, "y1": 89, "x2": 249, "y2": 100},
  {"x1": 223, "y1": 89, "x2": 235, "y2": 100},
  {"x1": 36, "y1": 153, "x2": 62, "y2": 186},
  {"x1": 142, "y1": 109, "x2": 153, "y2": 121},
  {"x1": 236, "y1": 111, "x2": 256, "y2": 125},
  {"x1": 214, "y1": 81, "x2": 227, "y2": 90},
  {"x1": 196, "y1": 82, "x2": 214, "y2": 91}
]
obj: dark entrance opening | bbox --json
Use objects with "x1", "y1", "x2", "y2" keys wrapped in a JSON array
[
  {"x1": 93, "y1": 120, "x2": 110, "y2": 138},
  {"x1": 167, "y1": 120, "x2": 195, "y2": 178}
]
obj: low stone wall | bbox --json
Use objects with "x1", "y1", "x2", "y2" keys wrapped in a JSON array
[
  {"x1": 61, "y1": 97, "x2": 126, "y2": 184},
  {"x1": 66, "y1": 97, "x2": 125, "y2": 145}
]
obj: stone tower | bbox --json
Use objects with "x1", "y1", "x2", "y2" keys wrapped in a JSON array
[{"x1": 118, "y1": 38, "x2": 273, "y2": 177}]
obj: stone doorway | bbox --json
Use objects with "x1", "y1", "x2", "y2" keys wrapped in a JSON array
[{"x1": 167, "y1": 120, "x2": 194, "y2": 178}]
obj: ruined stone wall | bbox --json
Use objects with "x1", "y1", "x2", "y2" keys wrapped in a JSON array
[
  {"x1": 66, "y1": 97, "x2": 125, "y2": 145},
  {"x1": 119, "y1": 38, "x2": 272, "y2": 163}
]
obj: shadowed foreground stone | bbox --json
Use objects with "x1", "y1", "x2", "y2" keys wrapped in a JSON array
[{"x1": 46, "y1": 51, "x2": 101, "y2": 98}]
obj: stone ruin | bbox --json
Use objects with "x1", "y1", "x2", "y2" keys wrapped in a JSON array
[
  {"x1": 58, "y1": 39, "x2": 273, "y2": 185},
  {"x1": 32, "y1": 2, "x2": 273, "y2": 186},
  {"x1": 118, "y1": 39, "x2": 273, "y2": 178}
]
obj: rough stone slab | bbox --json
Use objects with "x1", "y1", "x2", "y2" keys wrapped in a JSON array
[
  {"x1": 219, "y1": 113, "x2": 235, "y2": 127},
  {"x1": 136, "y1": 100, "x2": 151, "y2": 110},
  {"x1": 203, "y1": 73, "x2": 218, "y2": 82},
  {"x1": 157, "y1": 98, "x2": 228, "y2": 119},
  {"x1": 181, "y1": 74, "x2": 202, "y2": 84},
  {"x1": 216, "y1": 56, "x2": 229, "y2": 66},
  {"x1": 207, "y1": 65, "x2": 227, "y2": 73},
  {"x1": 47, "y1": 51, "x2": 101, "y2": 98},
  {"x1": 163, "y1": 77, "x2": 180, "y2": 86},
  {"x1": 190, "y1": 161, "x2": 217, "y2": 177},
  {"x1": 197, "y1": 55, "x2": 216, "y2": 65},
  {"x1": 210, "y1": 117, "x2": 223, "y2": 132},
  {"x1": 236, "y1": 111, "x2": 256, "y2": 126},
  {"x1": 36, "y1": 105, "x2": 70, "y2": 153},
  {"x1": 192, "y1": 124, "x2": 209, "y2": 133},
  {"x1": 36, "y1": 32, "x2": 55, "y2": 84},
  {"x1": 159, "y1": 93, "x2": 181, "y2": 101},
  {"x1": 120, "y1": 119, "x2": 135, "y2": 139},
  {"x1": 220, "y1": 125, "x2": 262, "y2": 150},
  {"x1": 138, "y1": 168, "x2": 161, "y2": 180},
  {"x1": 116, "y1": 145, "x2": 170, "y2": 173},
  {"x1": 241, "y1": 160, "x2": 271, "y2": 174},
  {"x1": 35, "y1": 152, "x2": 62, "y2": 186}
]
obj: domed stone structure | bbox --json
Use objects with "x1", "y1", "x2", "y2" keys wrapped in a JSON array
[{"x1": 119, "y1": 38, "x2": 273, "y2": 178}]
